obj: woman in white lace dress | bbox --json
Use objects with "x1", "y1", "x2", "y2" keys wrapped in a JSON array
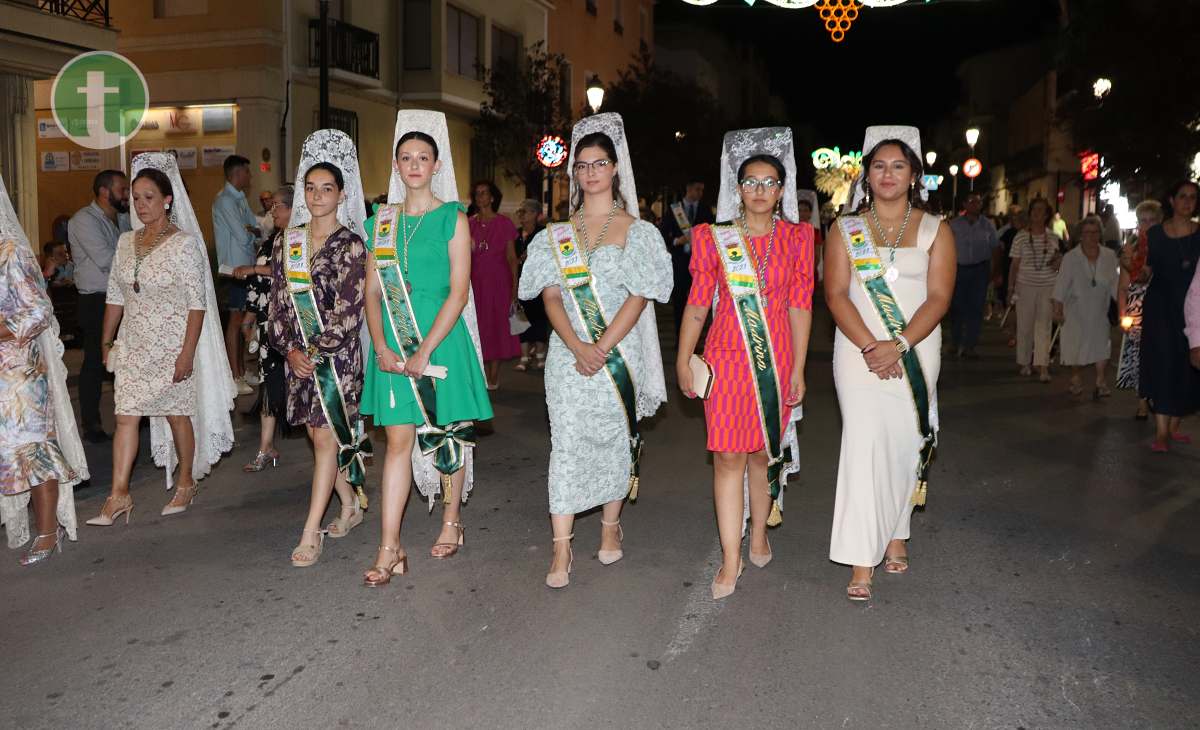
[
  {"x1": 88, "y1": 156, "x2": 235, "y2": 525},
  {"x1": 519, "y1": 113, "x2": 672, "y2": 589}
]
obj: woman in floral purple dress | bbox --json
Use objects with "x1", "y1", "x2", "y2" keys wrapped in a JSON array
[
  {"x1": 468, "y1": 180, "x2": 520, "y2": 390},
  {"x1": 268, "y1": 155, "x2": 367, "y2": 568}
]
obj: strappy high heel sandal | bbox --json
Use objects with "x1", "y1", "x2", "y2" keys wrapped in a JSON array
[
  {"x1": 846, "y1": 567, "x2": 875, "y2": 602},
  {"x1": 86, "y1": 493, "x2": 134, "y2": 526},
  {"x1": 363, "y1": 545, "x2": 408, "y2": 587},
  {"x1": 243, "y1": 449, "x2": 280, "y2": 472},
  {"x1": 291, "y1": 529, "x2": 326, "y2": 567},
  {"x1": 20, "y1": 527, "x2": 65, "y2": 566},
  {"x1": 598, "y1": 519, "x2": 624, "y2": 565},
  {"x1": 161, "y1": 480, "x2": 197, "y2": 516},
  {"x1": 546, "y1": 533, "x2": 574, "y2": 589},
  {"x1": 327, "y1": 502, "x2": 364, "y2": 538},
  {"x1": 711, "y1": 559, "x2": 745, "y2": 600},
  {"x1": 430, "y1": 521, "x2": 465, "y2": 559}
]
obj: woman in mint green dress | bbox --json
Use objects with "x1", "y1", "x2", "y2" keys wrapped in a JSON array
[{"x1": 360, "y1": 111, "x2": 492, "y2": 586}]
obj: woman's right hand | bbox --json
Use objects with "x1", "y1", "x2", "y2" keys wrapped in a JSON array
[
  {"x1": 287, "y1": 348, "x2": 316, "y2": 378},
  {"x1": 375, "y1": 345, "x2": 404, "y2": 374},
  {"x1": 101, "y1": 342, "x2": 111, "y2": 367},
  {"x1": 676, "y1": 359, "x2": 695, "y2": 398},
  {"x1": 569, "y1": 338, "x2": 607, "y2": 377}
]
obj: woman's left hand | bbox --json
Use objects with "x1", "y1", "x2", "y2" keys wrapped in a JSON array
[
  {"x1": 785, "y1": 370, "x2": 806, "y2": 406},
  {"x1": 402, "y1": 348, "x2": 431, "y2": 379},
  {"x1": 862, "y1": 340, "x2": 902, "y2": 378},
  {"x1": 173, "y1": 350, "x2": 195, "y2": 383}
]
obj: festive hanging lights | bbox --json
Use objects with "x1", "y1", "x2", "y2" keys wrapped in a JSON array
[{"x1": 679, "y1": 0, "x2": 912, "y2": 43}]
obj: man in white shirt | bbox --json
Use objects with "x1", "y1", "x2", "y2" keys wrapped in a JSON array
[{"x1": 212, "y1": 155, "x2": 259, "y2": 395}]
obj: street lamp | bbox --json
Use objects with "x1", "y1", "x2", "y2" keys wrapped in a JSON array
[
  {"x1": 1093, "y1": 77, "x2": 1113, "y2": 100},
  {"x1": 925, "y1": 150, "x2": 937, "y2": 168},
  {"x1": 965, "y1": 128, "x2": 980, "y2": 189},
  {"x1": 949, "y1": 164, "x2": 960, "y2": 212},
  {"x1": 586, "y1": 75, "x2": 605, "y2": 114}
]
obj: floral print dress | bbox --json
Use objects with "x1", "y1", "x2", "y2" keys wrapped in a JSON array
[
  {"x1": 0, "y1": 239, "x2": 74, "y2": 494},
  {"x1": 267, "y1": 225, "x2": 366, "y2": 428},
  {"x1": 246, "y1": 232, "x2": 287, "y2": 419}
]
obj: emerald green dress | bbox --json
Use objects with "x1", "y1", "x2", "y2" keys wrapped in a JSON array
[{"x1": 362, "y1": 202, "x2": 493, "y2": 428}]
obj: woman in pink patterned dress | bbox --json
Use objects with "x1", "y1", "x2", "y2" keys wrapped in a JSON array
[
  {"x1": 676, "y1": 129, "x2": 814, "y2": 599},
  {"x1": 468, "y1": 181, "x2": 521, "y2": 390}
]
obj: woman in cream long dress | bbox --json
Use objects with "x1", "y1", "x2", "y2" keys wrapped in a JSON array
[
  {"x1": 825, "y1": 127, "x2": 956, "y2": 601},
  {"x1": 1053, "y1": 215, "x2": 1119, "y2": 399}
]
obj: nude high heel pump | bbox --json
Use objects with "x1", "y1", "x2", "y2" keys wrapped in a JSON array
[
  {"x1": 545, "y1": 534, "x2": 574, "y2": 589},
  {"x1": 597, "y1": 519, "x2": 624, "y2": 565},
  {"x1": 748, "y1": 536, "x2": 773, "y2": 568},
  {"x1": 711, "y1": 559, "x2": 745, "y2": 600},
  {"x1": 86, "y1": 494, "x2": 134, "y2": 526},
  {"x1": 161, "y1": 480, "x2": 197, "y2": 516}
]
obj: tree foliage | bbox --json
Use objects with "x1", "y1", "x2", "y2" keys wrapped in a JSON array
[
  {"x1": 602, "y1": 47, "x2": 722, "y2": 201},
  {"x1": 1058, "y1": 0, "x2": 1200, "y2": 194},
  {"x1": 473, "y1": 42, "x2": 571, "y2": 195}
]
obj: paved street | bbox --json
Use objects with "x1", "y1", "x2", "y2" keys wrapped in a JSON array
[{"x1": 4, "y1": 306, "x2": 1198, "y2": 730}]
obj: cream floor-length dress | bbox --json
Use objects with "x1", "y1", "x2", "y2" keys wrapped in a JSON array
[{"x1": 830, "y1": 213, "x2": 941, "y2": 567}]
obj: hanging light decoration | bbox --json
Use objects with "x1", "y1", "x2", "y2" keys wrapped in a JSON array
[{"x1": 679, "y1": 0, "x2": 912, "y2": 43}]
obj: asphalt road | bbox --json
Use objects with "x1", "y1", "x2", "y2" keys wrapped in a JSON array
[{"x1": 4, "y1": 308, "x2": 1198, "y2": 729}]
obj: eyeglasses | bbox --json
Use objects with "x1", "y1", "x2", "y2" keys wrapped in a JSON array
[
  {"x1": 573, "y1": 159, "x2": 613, "y2": 175},
  {"x1": 739, "y1": 178, "x2": 782, "y2": 193}
]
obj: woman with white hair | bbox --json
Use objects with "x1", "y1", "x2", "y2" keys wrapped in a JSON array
[
  {"x1": 513, "y1": 198, "x2": 549, "y2": 371},
  {"x1": 1053, "y1": 215, "x2": 1119, "y2": 399}
]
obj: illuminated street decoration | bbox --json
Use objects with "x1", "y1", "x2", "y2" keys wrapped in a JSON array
[
  {"x1": 536, "y1": 135, "x2": 567, "y2": 168},
  {"x1": 1080, "y1": 152, "x2": 1100, "y2": 182},
  {"x1": 678, "y1": 0, "x2": 911, "y2": 42},
  {"x1": 811, "y1": 146, "x2": 862, "y2": 208}
]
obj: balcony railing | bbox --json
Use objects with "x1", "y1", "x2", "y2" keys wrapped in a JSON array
[
  {"x1": 35, "y1": 0, "x2": 111, "y2": 27},
  {"x1": 308, "y1": 18, "x2": 380, "y2": 81}
]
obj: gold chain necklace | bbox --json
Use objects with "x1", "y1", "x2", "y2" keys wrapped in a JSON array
[
  {"x1": 133, "y1": 223, "x2": 173, "y2": 293},
  {"x1": 574, "y1": 199, "x2": 618, "y2": 265},
  {"x1": 401, "y1": 205, "x2": 431, "y2": 292}
]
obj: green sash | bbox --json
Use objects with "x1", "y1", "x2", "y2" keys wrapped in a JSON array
[
  {"x1": 711, "y1": 224, "x2": 790, "y2": 525},
  {"x1": 371, "y1": 205, "x2": 476, "y2": 502},
  {"x1": 836, "y1": 215, "x2": 935, "y2": 506},
  {"x1": 548, "y1": 222, "x2": 642, "y2": 500},
  {"x1": 284, "y1": 226, "x2": 372, "y2": 505}
]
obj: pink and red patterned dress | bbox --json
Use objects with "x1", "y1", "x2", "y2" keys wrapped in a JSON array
[
  {"x1": 469, "y1": 213, "x2": 521, "y2": 361},
  {"x1": 687, "y1": 220, "x2": 815, "y2": 453}
]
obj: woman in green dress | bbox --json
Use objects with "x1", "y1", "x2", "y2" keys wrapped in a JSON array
[{"x1": 360, "y1": 111, "x2": 492, "y2": 586}]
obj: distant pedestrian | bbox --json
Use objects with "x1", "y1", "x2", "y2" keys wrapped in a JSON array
[
  {"x1": 513, "y1": 198, "x2": 549, "y2": 371},
  {"x1": 1116, "y1": 200, "x2": 1163, "y2": 420},
  {"x1": 1186, "y1": 256, "x2": 1200, "y2": 370},
  {"x1": 1100, "y1": 204, "x2": 1123, "y2": 252},
  {"x1": 948, "y1": 192, "x2": 999, "y2": 358},
  {"x1": 40, "y1": 241, "x2": 74, "y2": 288},
  {"x1": 660, "y1": 177, "x2": 714, "y2": 335},
  {"x1": 1053, "y1": 216, "x2": 1118, "y2": 400},
  {"x1": 468, "y1": 180, "x2": 521, "y2": 390},
  {"x1": 67, "y1": 169, "x2": 130, "y2": 443},
  {"x1": 1139, "y1": 181, "x2": 1200, "y2": 451},
  {"x1": 1008, "y1": 199, "x2": 1061, "y2": 382},
  {"x1": 212, "y1": 154, "x2": 259, "y2": 396},
  {"x1": 1051, "y1": 209, "x2": 1071, "y2": 245}
]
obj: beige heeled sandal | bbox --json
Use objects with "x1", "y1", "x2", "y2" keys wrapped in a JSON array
[
  {"x1": 546, "y1": 533, "x2": 574, "y2": 589},
  {"x1": 363, "y1": 545, "x2": 408, "y2": 587},
  {"x1": 86, "y1": 494, "x2": 134, "y2": 526},
  {"x1": 291, "y1": 529, "x2": 326, "y2": 568},
  {"x1": 430, "y1": 521, "x2": 465, "y2": 559},
  {"x1": 846, "y1": 567, "x2": 875, "y2": 602},
  {"x1": 327, "y1": 502, "x2": 364, "y2": 538},
  {"x1": 597, "y1": 519, "x2": 624, "y2": 565}
]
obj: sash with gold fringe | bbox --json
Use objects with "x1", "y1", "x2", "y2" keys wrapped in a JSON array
[
  {"x1": 284, "y1": 226, "x2": 371, "y2": 506},
  {"x1": 711, "y1": 224, "x2": 790, "y2": 525},
  {"x1": 371, "y1": 205, "x2": 474, "y2": 502},
  {"x1": 836, "y1": 215, "x2": 935, "y2": 506},
  {"x1": 548, "y1": 221, "x2": 642, "y2": 500}
]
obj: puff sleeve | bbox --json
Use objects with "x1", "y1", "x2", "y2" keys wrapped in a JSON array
[{"x1": 619, "y1": 220, "x2": 673, "y2": 303}]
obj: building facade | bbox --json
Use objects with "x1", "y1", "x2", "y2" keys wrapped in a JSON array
[
  {"x1": 20, "y1": 0, "x2": 557, "y2": 248},
  {"x1": 0, "y1": 0, "x2": 118, "y2": 247}
]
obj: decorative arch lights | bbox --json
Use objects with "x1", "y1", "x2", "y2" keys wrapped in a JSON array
[{"x1": 678, "y1": 0, "x2": 913, "y2": 43}]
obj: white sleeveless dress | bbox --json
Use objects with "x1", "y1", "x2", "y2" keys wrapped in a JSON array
[{"x1": 829, "y1": 213, "x2": 941, "y2": 567}]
